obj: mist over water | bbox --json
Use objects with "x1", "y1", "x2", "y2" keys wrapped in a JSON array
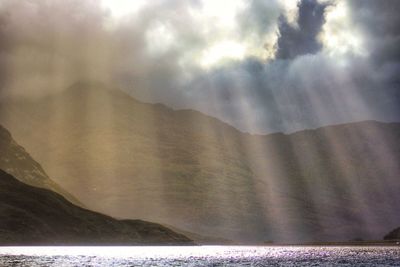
[{"x1": 1, "y1": 246, "x2": 400, "y2": 266}]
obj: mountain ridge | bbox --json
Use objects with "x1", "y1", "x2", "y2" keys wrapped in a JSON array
[{"x1": 0, "y1": 82, "x2": 399, "y2": 243}]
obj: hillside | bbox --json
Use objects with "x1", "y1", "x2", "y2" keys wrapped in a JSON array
[
  {"x1": 0, "y1": 169, "x2": 193, "y2": 245},
  {"x1": 384, "y1": 227, "x2": 400, "y2": 241},
  {"x1": 0, "y1": 82, "x2": 399, "y2": 243},
  {"x1": 0, "y1": 125, "x2": 80, "y2": 206}
]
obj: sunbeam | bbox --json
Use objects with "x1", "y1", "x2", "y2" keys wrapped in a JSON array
[{"x1": 0, "y1": 2, "x2": 400, "y2": 265}]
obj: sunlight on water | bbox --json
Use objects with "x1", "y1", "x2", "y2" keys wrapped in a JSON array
[{"x1": 1, "y1": 246, "x2": 400, "y2": 266}]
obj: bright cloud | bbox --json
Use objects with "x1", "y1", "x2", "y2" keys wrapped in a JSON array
[
  {"x1": 101, "y1": 0, "x2": 148, "y2": 18},
  {"x1": 1, "y1": 0, "x2": 399, "y2": 133},
  {"x1": 320, "y1": 1, "x2": 366, "y2": 57}
]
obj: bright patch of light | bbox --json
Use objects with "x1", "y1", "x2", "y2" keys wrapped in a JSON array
[
  {"x1": 320, "y1": 1, "x2": 366, "y2": 56},
  {"x1": 145, "y1": 22, "x2": 176, "y2": 56},
  {"x1": 101, "y1": 0, "x2": 147, "y2": 18},
  {"x1": 280, "y1": 0, "x2": 300, "y2": 27},
  {"x1": 186, "y1": 0, "x2": 277, "y2": 68},
  {"x1": 0, "y1": 246, "x2": 283, "y2": 259},
  {"x1": 104, "y1": 0, "x2": 277, "y2": 68},
  {"x1": 260, "y1": 30, "x2": 279, "y2": 60},
  {"x1": 200, "y1": 41, "x2": 246, "y2": 68},
  {"x1": 198, "y1": 0, "x2": 247, "y2": 29}
]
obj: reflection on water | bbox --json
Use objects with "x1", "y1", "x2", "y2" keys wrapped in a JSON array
[{"x1": 0, "y1": 246, "x2": 399, "y2": 266}]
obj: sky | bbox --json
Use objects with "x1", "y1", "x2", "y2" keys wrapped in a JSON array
[{"x1": 0, "y1": 0, "x2": 399, "y2": 133}]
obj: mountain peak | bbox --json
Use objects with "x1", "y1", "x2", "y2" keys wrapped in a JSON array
[{"x1": 1, "y1": 83, "x2": 400, "y2": 243}]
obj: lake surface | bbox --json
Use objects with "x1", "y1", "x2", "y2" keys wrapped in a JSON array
[{"x1": 0, "y1": 246, "x2": 399, "y2": 266}]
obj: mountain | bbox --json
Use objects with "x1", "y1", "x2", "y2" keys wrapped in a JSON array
[
  {"x1": 0, "y1": 124, "x2": 80, "y2": 206},
  {"x1": 384, "y1": 227, "x2": 400, "y2": 240},
  {"x1": 0, "y1": 169, "x2": 193, "y2": 245},
  {"x1": 0, "y1": 81, "x2": 399, "y2": 243}
]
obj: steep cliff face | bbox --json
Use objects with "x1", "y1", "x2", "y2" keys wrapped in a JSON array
[{"x1": 0, "y1": 169, "x2": 193, "y2": 245}]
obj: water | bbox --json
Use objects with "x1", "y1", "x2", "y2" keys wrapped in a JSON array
[{"x1": 0, "y1": 246, "x2": 399, "y2": 266}]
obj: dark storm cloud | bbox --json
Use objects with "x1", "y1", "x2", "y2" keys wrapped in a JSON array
[
  {"x1": 343, "y1": 0, "x2": 400, "y2": 122},
  {"x1": 0, "y1": 0, "x2": 399, "y2": 133},
  {"x1": 275, "y1": 0, "x2": 330, "y2": 59},
  {"x1": 181, "y1": 0, "x2": 400, "y2": 133},
  {"x1": 347, "y1": 0, "x2": 400, "y2": 37},
  {"x1": 346, "y1": 0, "x2": 400, "y2": 65}
]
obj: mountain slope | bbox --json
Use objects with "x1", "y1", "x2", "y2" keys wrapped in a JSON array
[
  {"x1": 0, "y1": 169, "x2": 193, "y2": 245},
  {"x1": 249, "y1": 121, "x2": 400, "y2": 241},
  {"x1": 384, "y1": 227, "x2": 400, "y2": 240},
  {"x1": 0, "y1": 82, "x2": 399, "y2": 243},
  {"x1": 0, "y1": 125, "x2": 80, "y2": 206}
]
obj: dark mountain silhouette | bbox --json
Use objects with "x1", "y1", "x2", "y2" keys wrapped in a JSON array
[
  {"x1": 384, "y1": 227, "x2": 400, "y2": 240},
  {"x1": 0, "y1": 169, "x2": 193, "y2": 245},
  {"x1": 0, "y1": 124, "x2": 80, "y2": 205},
  {"x1": 0, "y1": 81, "x2": 399, "y2": 243}
]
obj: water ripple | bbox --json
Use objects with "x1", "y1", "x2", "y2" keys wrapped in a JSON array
[{"x1": 0, "y1": 246, "x2": 399, "y2": 266}]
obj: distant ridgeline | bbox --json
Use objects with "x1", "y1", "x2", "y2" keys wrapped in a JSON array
[
  {"x1": 0, "y1": 125, "x2": 193, "y2": 245},
  {"x1": 0, "y1": 82, "x2": 400, "y2": 243}
]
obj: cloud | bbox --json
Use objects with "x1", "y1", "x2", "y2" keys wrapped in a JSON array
[
  {"x1": 0, "y1": 0, "x2": 111, "y2": 97},
  {"x1": 346, "y1": 0, "x2": 400, "y2": 65},
  {"x1": 184, "y1": 53, "x2": 400, "y2": 134},
  {"x1": 0, "y1": 0, "x2": 399, "y2": 133},
  {"x1": 275, "y1": 0, "x2": 330, "y2": 59},
  {"x1": 181, "y1": 0, "x2": 400, "y2": 133}
]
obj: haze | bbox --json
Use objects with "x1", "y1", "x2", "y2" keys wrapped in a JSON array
[{"x1": 0, "y1": 0, "x2": 399, "y2": 133}]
